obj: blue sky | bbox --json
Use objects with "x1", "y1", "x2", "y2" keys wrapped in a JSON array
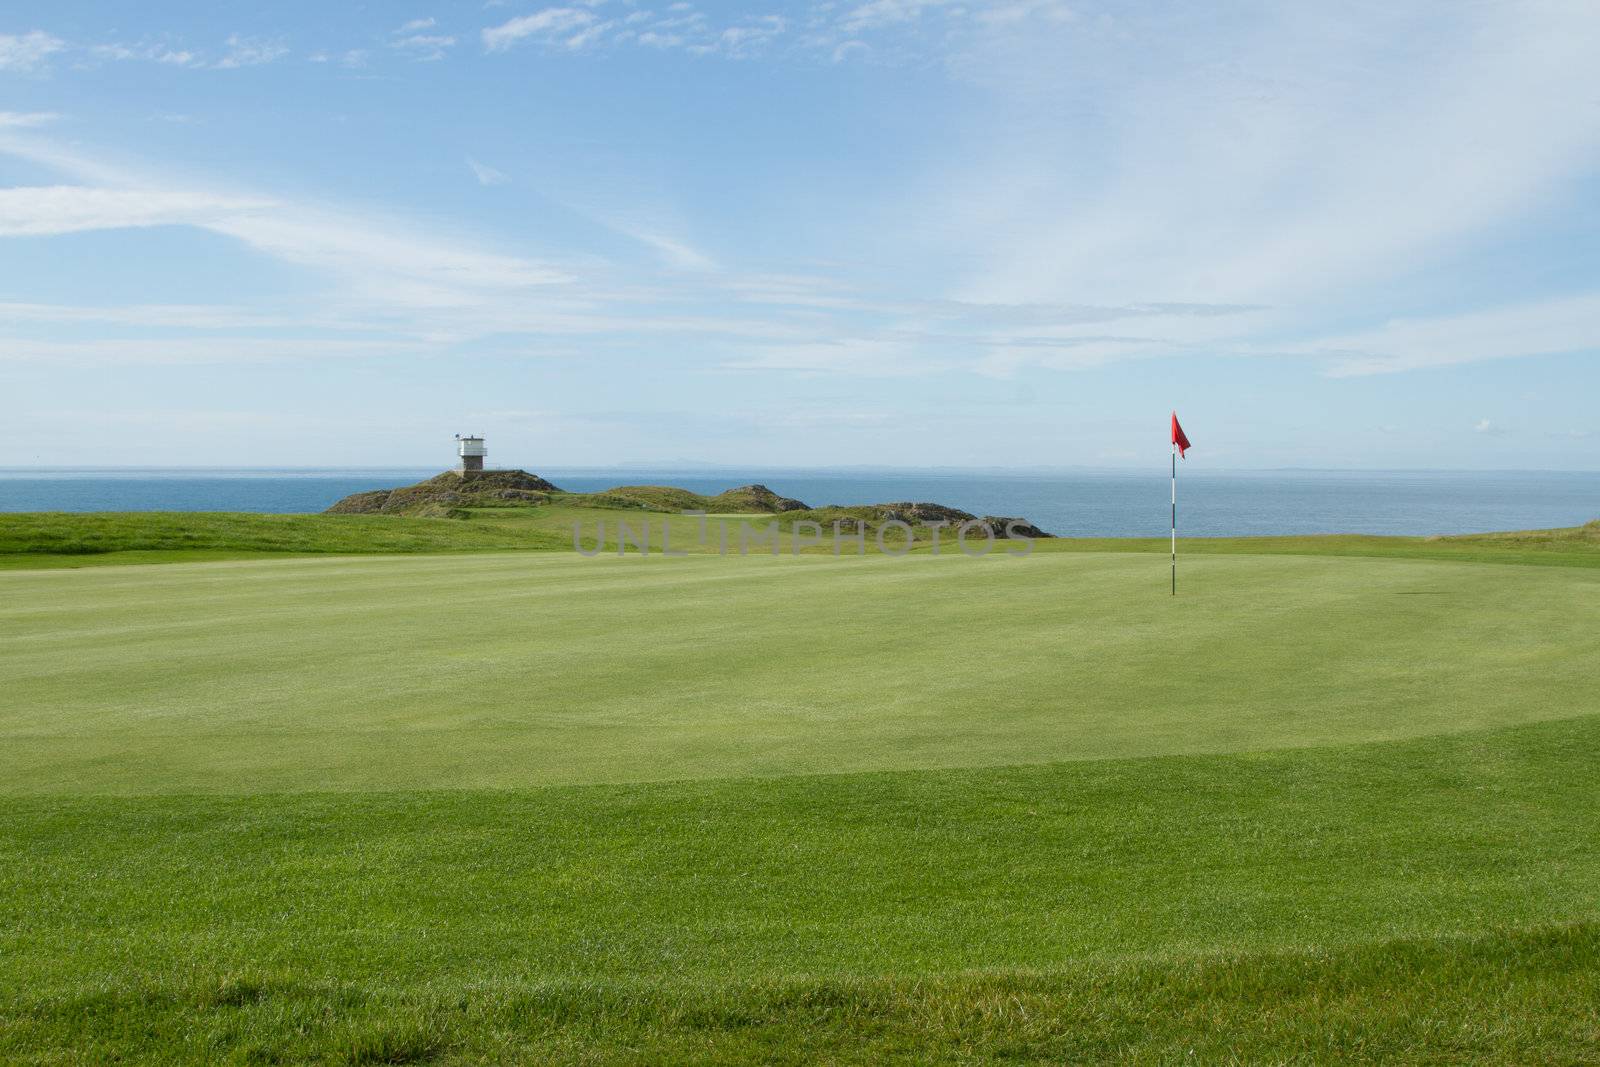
[{"x1": 1, "y1": 0, "x2": 1598, "y2": 470}]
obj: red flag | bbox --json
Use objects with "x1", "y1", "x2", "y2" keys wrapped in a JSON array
[{"x1": 1171, "y1": 412, "x2": 1191, "y2": 457}]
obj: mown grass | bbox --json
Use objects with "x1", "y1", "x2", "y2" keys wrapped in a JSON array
[
  {"x1": 2, "y1": 521, "x2": 1598, "y2": 1061},
  {"x1": 3, "y1": 717, "x2": 1599, "y2": 1062},
  {"x1": 1028, "y1": 518, "x2": 1600, "y2": 569},
  {"x1": 4, "y1": 550, "x2": 1597, "y2": 793}
]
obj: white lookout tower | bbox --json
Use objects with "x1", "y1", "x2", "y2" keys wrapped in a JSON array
[{"x1": 455, "y1": 434, "x2": 487, "y2": 473}]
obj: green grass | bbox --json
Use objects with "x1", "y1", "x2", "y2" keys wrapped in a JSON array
[
  {"x1": 3, "y1": 550, "x2": 1597, "y2": 793},
  {"x1": 4, "y1": 508, "x2": 1597, "y2": 571},
  {"x1": 4, "y1": 925, "x2": 1597, "y2": 1063},
  {"x1": 1029, "y1": 519, "x2": 1600, "y2": 568},
  {"x1": 3, "y1": 720, "x2": 1599, "y2": 1062},
  {"x1": 2, "y1": 522, "x2": 1599, "y2": 1061},
  {"x1": 0, "y1": 510, "x2": 567, "y2": 569}
]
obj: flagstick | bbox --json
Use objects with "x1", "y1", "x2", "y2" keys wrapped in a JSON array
[{"x1": 1171, "y1": 442, "x2": 1177, "y2": 596}]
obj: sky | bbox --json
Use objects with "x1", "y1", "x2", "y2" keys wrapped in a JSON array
[{"x1": 1, "y1": 0, "x2": 1598, "y2": 471}]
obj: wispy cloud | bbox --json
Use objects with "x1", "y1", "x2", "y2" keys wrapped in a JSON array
[
  {"x1": 606, "y1": 224, "x2": 716, "y2": 272},
  {"x1": 466, "y1": 158, "x2": 509, "y2": 186},
  {"x1": 0, "y1": 30, "x2": 64, "y2": 71},
  {"x1": 725, "y1": 339, "x2": 947, "y2": 377},
  {"x1": 89, "y1": 40, "x2": 201, "y2": 67},
  {"x1": 0, "y1": 301, "x2": 300, "y2": 330},
  {"x1": 0, "y1": 338, "x2": 428, "y2": 366},
  {"x1": 214, "y1": 34, "x2": 288, "y2": 70},
  {"x1": 392, "y1": 33, "x2": 456, "y2": 60},
  {"x1": 6, "y1": 2, "x2": 1600, "y2": 393},
  {"x1": 0, "y1": 140, "x2": 570, "y2": 314},
  {"x1": 391, "y1": 18, "x2": 456, "y2": 60},
  {"x1": 482, "y1": 9, "x2": 598, "y2": 52},
  {"x1": 1290, "y1": 292, "x2": 1600, "y2": 377},
  {"x1": 0, "y1": 186, "x2": 275, "y2": 237},
  {"x1": 481, "y1": 5, "x2": 788, "y2": 57},
  {"x1": 0, "y1": 111, "x2": 59, "y2": 128},
  {"x1": 838, "y1": 0, "x2": 957, "y2": 33},
  {"x1": 936, "y1": 1, "x2": 1600, "y2": 312},
  {"x1": 687, "y1": 16, "x2": 786, "y2": 57}
]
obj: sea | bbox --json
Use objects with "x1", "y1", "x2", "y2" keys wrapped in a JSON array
[{"x1": 1, "y1": 467, "x2": 1596, "y2": 538}]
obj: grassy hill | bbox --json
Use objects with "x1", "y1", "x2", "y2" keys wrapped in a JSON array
[
  {"x1": 322, "y1": 469, "x2": 810, "y2": 518},
  {"x1": 1, "y1": 514, "x2": 1598, "y2": 1060},
  {"x1": 323, "y1": 469, "x2": 562, "y2": 515}
]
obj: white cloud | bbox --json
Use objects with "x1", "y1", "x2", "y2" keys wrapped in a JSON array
[
  {"x1": 0, "y1": 140, "x2": 570, "y2": 312},
  {"x1": 1290, "y1": 292, "x2": 1600, "y2": 377},
  {"x1": 0, "y1": 31, "x2": 64, "y2": 71},
  {"x1": 0, "y1": 186, "x2": 275, "y2": 237},
  {"x1": 839, "y1": 0, "x2": 955, "y2": 33},
  {"x1": 688, "y1": 16, "x2": 786, "y2": 57},
  {"x1": 562, "y1": 23, "x2": 613, "y2": 51},
  {"x1": 0, "y1": 111, "x2": 58, "y2": 128},
  {"x1": 638, "y1": 31, "x2": 687, "y2": 49},
  {"x1": 478, "y1": 5, "x2": 788, "y2": 57},
  {"x1": 214, "y1": 35, "x2": 288, "y2": 69},
  {"x1": 482, "y1": 9, "x2": 597, "y2": 51},
  {"x1": 831, "y1": 40, "x2": 869, "y2": 63},
  {"x1": 724, "y1": 339, "x2": 944, "y2": 377},
  {"x1": 208, "y1": 211, "x2": 571, "y2": 302},
  {"x1": 466, "y1": 158, "x2": 509, "y2": 186},
  {"x1": 0, "y1": 338, "x2": 426, "y2": 366},
  {"x1": 392, "y1": 33, "x2": 457, "y2": 60},
  {"x1": 928, "y1": 1, "x2": 1600, "y2": 315},
  {"x1": 614, "y1": 227, "x2": 716, "y2": 272},
  {"x1": 392, "y1": 19, "x2": 456, "y2": 60},
  {"x1": 90, "y1": 41, "x2": 203, "y2": 67},
  {"x1": 0, "y1": 301, "x2": 293, "y2": 330},
  {"x1": 88, "y1": 43, "x2": 137, "y2": 61}
]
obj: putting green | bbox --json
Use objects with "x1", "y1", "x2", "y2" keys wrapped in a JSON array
[{"x1": 3, "y1": 550, "x2": 1596, "y2": 795}]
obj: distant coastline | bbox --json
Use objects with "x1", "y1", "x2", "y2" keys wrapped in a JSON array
[{"x1": 2, "y1": 467, "x2": 1596, "y2": 538}]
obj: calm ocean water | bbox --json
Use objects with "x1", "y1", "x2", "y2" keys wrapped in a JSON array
[{"x1": 0, "y1": 467, "x2": 1596, "y2": 538}]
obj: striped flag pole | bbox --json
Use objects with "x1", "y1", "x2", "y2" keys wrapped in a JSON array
[{"x1": 1169, "y1": 412, "x2": 1190, "y2": 596}]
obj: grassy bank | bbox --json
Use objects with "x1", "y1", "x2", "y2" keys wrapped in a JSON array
[
  {"x1": 3, "y1": 718, "x2": 1599, "y2": 1062},
  {"x1": 6, "y1": 924, "x2": 1595, "y2": 1063},
  {"x1": 0, "y1": 510, "x2": 568, "y2": 568}
]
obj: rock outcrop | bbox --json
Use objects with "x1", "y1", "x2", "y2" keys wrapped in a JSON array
[
  {"x1": 325, "y1": 473, "x2": 1052, "y2": 536},
  {"x1": 326, "y1": 470, "x2": 562, "y2": 515},
  {"x1": 783, "y1": 502, "x2": 1053, "y2": 539}
]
